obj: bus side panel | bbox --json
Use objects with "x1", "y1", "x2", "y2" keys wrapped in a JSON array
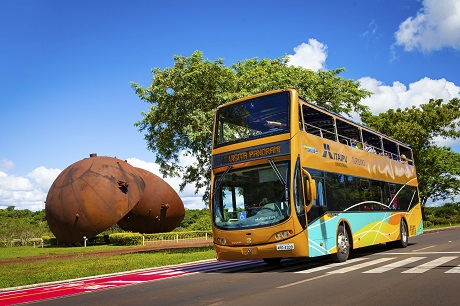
[
  {"x1": 307, "y1": 214, "x2": 338, "y2": 257},
  {"x1": 407, "y1": 203, "x2": 424, "y2": 236},
  {"x1": 307, "y1": 204, "x2": 424, "y2": 257},
  {"x1": 300, "y1": 135, "x2": 416, "y2": 186}
]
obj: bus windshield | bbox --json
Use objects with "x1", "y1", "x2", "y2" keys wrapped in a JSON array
[
  {"x1": 214, "y1": 91, "x2": 290, "y2": 147},
  {"x1": 212, "y1": 161, "x2": 290, "y2": 230}
]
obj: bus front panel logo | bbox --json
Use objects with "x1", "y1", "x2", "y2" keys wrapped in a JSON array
[
  {"x1": 322, "y1": 144, "x2": 333, "y2": 159},
  {"x1": 322, "y1": 143, "x2": 348, "y2": 168}
]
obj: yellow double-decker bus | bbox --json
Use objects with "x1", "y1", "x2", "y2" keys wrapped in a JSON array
[{"x1": 210, "y1": 89, "x2": 423, "y2": 264}]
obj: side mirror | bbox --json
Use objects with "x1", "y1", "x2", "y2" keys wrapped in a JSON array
[{"x1": 302, "y1": 169, "x2": 316, "y2": 212}]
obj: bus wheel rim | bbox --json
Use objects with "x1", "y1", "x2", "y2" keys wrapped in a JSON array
[{"x1": 338, "y1": 232, "x2": 349, "y2": 254}]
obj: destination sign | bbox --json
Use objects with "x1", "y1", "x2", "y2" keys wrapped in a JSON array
[{"x1": 213, "y1": 141, "x2": 290, "y2": 168}]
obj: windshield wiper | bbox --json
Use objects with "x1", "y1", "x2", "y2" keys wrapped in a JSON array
[
  {"x1": 268, "y1": 159, "x2": 286, "y2": 186},
  {"x1": 212, "y1": 166, "x2": 232, "y2": 196}
]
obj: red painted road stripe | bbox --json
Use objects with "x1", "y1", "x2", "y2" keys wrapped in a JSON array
[{"x1": 0, "y1": 259, "x2": 258, "y2": 305}]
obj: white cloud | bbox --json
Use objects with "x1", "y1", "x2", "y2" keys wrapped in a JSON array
[
  {"x1": 433, "y1": 135, "x2": 460, "y2": 148},
  {"x1": 27, "y1": 166, "x2": 61, "y2": 190},
  {"x1": 395, "y1": 0, "x2": 460, "y2": 52},
  {"x1": 358, "y1": 77, "x2": 460, "y2": 114},
  {"x1": 426, "y1": 192, "x2": 460, "y2": 207},
  {"x1": 0, "y1": 170, "x2": 48, "y2": 211},
  {"x1": 0, "y1": 171, "x2": 34, "y2": 191},
  {"x1": 362, "y1": 19, "x2": 378, "y2": 38},
  {"x1": 287, "y1": 39, "x2": 328, "y2": 71},
  {"x1": 357, "y1": 76, "x2": 460, "y2": 148},
  {"x1": 127, "y1": 153, "x2": 207, "y2": 210},
  {"x1": 0, "y1": 158, "x2": 14, "y2": 172}
]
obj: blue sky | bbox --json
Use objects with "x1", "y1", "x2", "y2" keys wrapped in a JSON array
[{"x1": 1, "y1": 0, "x2": 459, "y2": 211}]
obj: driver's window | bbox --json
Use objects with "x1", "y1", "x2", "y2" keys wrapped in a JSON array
[{"x1": 222, "y1": 186, "x2": 245, "y2": 220}]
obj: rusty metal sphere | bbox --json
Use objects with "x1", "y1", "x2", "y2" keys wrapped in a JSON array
[
  {"x1": 45, "y1": 155, "x2": 145, "y2": 243},
  {"x1": 117, "y1": 167, "x2": 185, "y2": 233}
]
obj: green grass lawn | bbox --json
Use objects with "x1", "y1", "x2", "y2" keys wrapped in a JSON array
[{"x1": 0, "y1": 246, "x2": 215, "y2": 289}]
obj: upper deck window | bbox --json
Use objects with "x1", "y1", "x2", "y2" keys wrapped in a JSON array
[
  {"x1": 301, "y1": 101, "x2": 413, "y2": 165},
  {"x1": 214, "y1": 92, "x2": 290, "y2": 147},
  {"x1": 302, "y1": 104, "x2": 336, "y2": 141}
]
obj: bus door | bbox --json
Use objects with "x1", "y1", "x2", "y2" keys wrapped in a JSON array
[
  {"x1": 294, "y1": 158, "x2": 307, "y2": 229},
  {"x1": 307, "y1": 176, "x2": 326, "y2": 224},
  {"x1": 294, "y1": 157, "x2": 316, "y2": 229}
]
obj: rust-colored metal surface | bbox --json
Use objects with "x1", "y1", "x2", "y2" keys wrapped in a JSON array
[
  {"x1": 45, "y1": 155, "x2": 145, "y2": 243},
  {"x1": 117, "y1": 167, "x2": 185, "y2": 233}
]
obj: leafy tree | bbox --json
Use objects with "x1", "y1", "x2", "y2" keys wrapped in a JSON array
[
  {"x1": 132, "y1": 51, "x2": 371, "y2": 202},
  {"x1": 423, "y1": 202, "x2": 460, "y2": 227},
  {"x1": 0, "y1": 209, "x2": 50, "y2": 246},
  {"x1": 188, "y1": 214, "x2": 212, "y2": 231},
  {"x1": 178, "y1": 209, "x2": 211, "y2": 230},
  {"x1": 361, "y1": 98, "x2": 460, "y2": 206},
  {"x1": 416, "y1": 146, "x2": 460, "y2": 205}
]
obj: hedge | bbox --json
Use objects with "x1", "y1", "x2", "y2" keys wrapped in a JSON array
[{"x1": 109, "y1": 233, "x2": 143, "y2": 246}]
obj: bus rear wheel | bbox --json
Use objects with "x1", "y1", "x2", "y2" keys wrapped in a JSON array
[
  {"x1": 263, "y1": 257, "x2": 282, "y2": 265},
  {"x1": 394, "y1": 220, "x2": 409, "y2": 248},
  {"x1": 330, "y1": 223, "x2": 350, "y2": 263}
]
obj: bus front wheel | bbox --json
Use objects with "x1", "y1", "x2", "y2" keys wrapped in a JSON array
[{"x1": 330, "y1": 223, "x2": 350, "y2": 263}]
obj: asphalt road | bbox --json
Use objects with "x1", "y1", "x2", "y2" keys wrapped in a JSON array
[{"x1": 22, "y1": 228, "x2": 460, "y2": 306}]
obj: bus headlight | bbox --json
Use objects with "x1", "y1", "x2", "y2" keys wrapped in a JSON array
[
  {"x1": 275, "y1": 231, "x2": 291, "y2": 240},
  {"x1": 216, "y1": 237, "x2": 227, "y2": 245}
]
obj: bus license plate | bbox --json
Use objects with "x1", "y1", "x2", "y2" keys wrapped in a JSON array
[{"x1": 276, "y1": 243, "x2": 294, "y2": 251}]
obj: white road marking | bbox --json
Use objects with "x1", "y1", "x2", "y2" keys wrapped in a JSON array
[
  {"x1": 327, "y1": 257, "x2": 395, "y2": 274},
  {"x1": 277, "y1": 274, "x2": 331, "y2": 289},
  {"x1": 402, "y1": 256, "x2": 458, "y2": 274},
  {"x1": 383, "y1": 251, "x2": 460, "y2": 255},
  {"x1": 295, "y1": 257, "x2": 367, "y2": 274},
  {"x1": 445, "y1": 265, "x2": 460, "y2": 273},
  {"x1": 411, "y1": 245, "x2": 435, "y2": 252},
  {"x1": 363, "y1": 257, "x2": 426, "y2": 273}
]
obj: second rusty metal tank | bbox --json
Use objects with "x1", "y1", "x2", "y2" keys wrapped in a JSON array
[
  {"x1": 45, "y1": 154, "x2": 145, "y2": 243},
  {"x1": 117, "y1": 167, "x2": 185, "y2": 233}
]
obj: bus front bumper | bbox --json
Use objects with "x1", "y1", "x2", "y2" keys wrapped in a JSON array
[{"x1": 213, "y1": 233, "x2": 309, "y2": 261}]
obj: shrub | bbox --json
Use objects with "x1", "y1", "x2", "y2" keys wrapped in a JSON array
[
  {"x1": 109, "y1": 233, "x2": 142, "y2": 246},
  {"x1": 88, "y1": 234, "x2": 110, "y2": 245},
  {"x1": 42, "y1": 236, "x2": 58, "y2": 246}
]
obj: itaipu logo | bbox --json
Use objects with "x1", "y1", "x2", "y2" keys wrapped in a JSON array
[
  {"x1": 302, "y1": 145, "x2": 318, "y2": 154},
  {"x1": 322, "y1": 144, "x2": 348, "y2": 166}
]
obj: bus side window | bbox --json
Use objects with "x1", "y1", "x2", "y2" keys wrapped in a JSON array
[
  {"x1": 336, "y1": 118, "x2": 360, "y2": 149},
  {"x1": 387, "y1": 183, "x2": 400, "y2": 210},
  {"x1": 315, "y1": 180, "x2": 325, "y2": 207},
  {"x1": 360, "y1": 180, "x2": 371, "y2": 210},
  {"x1": 299, "y1": 105, "x2": 305, "y2": 131},
  {"x1": 302, "y1": 104, "x2": 335, "y2": 140},
  {"x1": 307, "y1": 177, "x2": 325, "y2": 223}
]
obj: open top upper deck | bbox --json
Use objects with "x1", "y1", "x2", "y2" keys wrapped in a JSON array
[
  {"x1": 300, "y1": 97, "x2": 413, "y2": 165},
  {"x1": 213, "y1": 89, "x2": 414, "y2": 166}
]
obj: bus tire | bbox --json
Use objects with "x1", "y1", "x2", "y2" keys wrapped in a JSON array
[
  {"x1": 330, "y1": 223, "x2": 350, "y2": 263},
  {"x1": 394, "y1": 219, "x2": 409, "y2": 248},
  {"x1": 263, "y1": 258, "x2": 282, "y2": 265}
]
